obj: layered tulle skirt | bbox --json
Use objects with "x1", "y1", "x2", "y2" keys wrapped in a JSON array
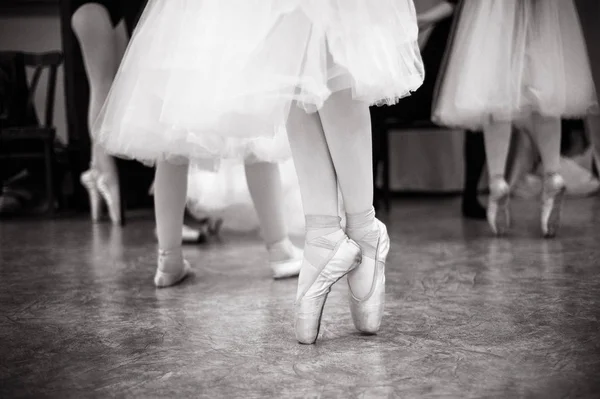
[
  {"x1": 432, "y1": 0, "x2": 598, "y2": 130},
  {"x1": 92, "y1": 0, "x2": 424, "y2": 166}
]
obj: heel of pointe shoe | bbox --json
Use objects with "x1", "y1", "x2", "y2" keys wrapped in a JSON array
[
  {"x1": 295, "y1": 238, "x2": 361, "y2": 344},
  {"x1": 487, "y1": 178, "x2": 511, "y2": 236},
  {"x1": 154, "y1": 248, "x2": 191, "y2": 288},
  {"x1": 348, "y1": 220, "x2": 389, "y2": 334},
  {"x1": 541, "y1": 174, "x2": 566, "y2": 238}
]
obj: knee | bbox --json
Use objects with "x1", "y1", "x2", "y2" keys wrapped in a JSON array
[{"x1": 71, "y1": 3, "x2": 114, "y2": 39}]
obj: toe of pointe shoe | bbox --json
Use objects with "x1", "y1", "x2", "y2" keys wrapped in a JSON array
[
  {"x1": 349, "y1": 290, "x2": 385, "y2": 334},
  {"x1": 295, "y1": 296, "x2": 327, "y2": 344},
  {"x1": 348, "y1": 275, "x2": 386, "y2": 335},
  {"x1": 154, "y1": 260, "x2": 191, "y2": 288},
  {"x1": 295, "y1": 326, "x2": 319, "y2": 345}
]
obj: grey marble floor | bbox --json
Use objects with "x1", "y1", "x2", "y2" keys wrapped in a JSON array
[{"x1": 1, "y1": 197, "x2": 599, "y2": 398}]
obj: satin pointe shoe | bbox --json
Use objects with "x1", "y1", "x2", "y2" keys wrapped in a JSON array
[
  {"x1": 295, "y1": 235, "x2": 362, "y2": 345},
  {"x1": 80, "y1": 169, "x2": 101, "y2": 222},
  {"x1": 96, "y1": 173, "x2": 123, "y2": 226},
  {"x1": 80, "y1": 169, "x2": 124, "y2": 225},
  {"x1": 541, "y1": 173, "x2": 566, "y2": 238},
  {"x1": 154, "y1": 248, "x2": 191, "y2": 288},
  {"x1": 348, "y1": 219, "x2": 389, "y2": 334},
  {"x1": 487, "y1": 177, "x2": 511, "y2": 236}
]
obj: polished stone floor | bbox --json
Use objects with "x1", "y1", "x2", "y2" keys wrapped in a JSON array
[{"x1": 1, "y1": 197, "x2": 600, "y2": 398}]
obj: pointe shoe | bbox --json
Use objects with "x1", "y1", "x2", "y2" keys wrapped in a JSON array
[
  {"x1": 295, "y1": 236, "x2": 362, "y2": 345},
  {"x1": 487, "y1": 178, "x2": 511, "y2": 236},
  {"x1": 541, "y1": 173, "x2": 566, "y2": 238},
  {"x1": 80, "y1": 169, "x2": 101, "y2": 222},
  {"x1": 96, "y1": 174, "x2": 123, "y2": 226},
  {"x1": 154, "y1": 248, "x2": 191, "y2": 288},
  {"x1": 348, "y1": 219, "x2": 389, "y2": 334},
  {"x1": 80, "y1": 169, "x2": 123, "y2": 225},
  {"x1": 268, "y1": 238, "x2": 302, "y2": 280}
]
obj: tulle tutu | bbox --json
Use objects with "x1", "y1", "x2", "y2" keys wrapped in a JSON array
[
  {"x1": 433, "y1": 0, "x2": 598, "y2": 130},
  {"x1": 186, "y1": 160, "x2": 305, "y2": 235},
  {"x1": 92, "y1": 0, "x2": 424, "y2": 166}
]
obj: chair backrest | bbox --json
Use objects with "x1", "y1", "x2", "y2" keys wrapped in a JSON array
[
  {"x1": 0, "y1": 51, "x2": 63, "y2": 129},
  {"x1": 23, "y1": 51, "x2": 64, "y2": 129},
  {"x1": 0, "y1": 52, "x2": 36, "y2": 129}
]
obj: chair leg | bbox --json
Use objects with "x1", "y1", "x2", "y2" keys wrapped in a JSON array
[
  {"x1": 382, "y1": 127, "x2": 391, "y2": 212},
  {"x1": 372, "y1": 125, "x2": 381, "y2": 211},
  {"x1": 44, "y1": 140, "x2": 55, "y2": 215},
  {"x1": 118, "y1": 162, "x2": 126, "y2": 226}
]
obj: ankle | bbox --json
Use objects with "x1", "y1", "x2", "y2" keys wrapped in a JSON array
[
  {"x1": 305, "y1": 215, "x2": 342, "y2": 240},
  {"x1": 158, "y1": 246, "x2": 183, "y2": 258},
  {"x1": 305, "y1": 215, "x2": 341, "y2": 229},
  {"x1": 345, "y1": 207, "x2": 377, "y2": 241},
  {"x1": 158, "y1": 247, "x2": 184, "y2": 271}
]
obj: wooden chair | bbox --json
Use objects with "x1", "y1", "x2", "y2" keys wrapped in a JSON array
[{"x1": 0, "y1": 51, "x2": 64, "y2": 215}]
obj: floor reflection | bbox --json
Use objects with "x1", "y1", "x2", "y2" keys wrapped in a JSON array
[{"x1": 0, "y1": 197, "x2": 599, "y2": 397}]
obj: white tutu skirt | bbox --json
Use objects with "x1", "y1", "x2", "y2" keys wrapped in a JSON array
[
  {"x1": 433, "y1": 0, "x2": 598, "y2": 130},
  {"x1": 92, "y1": 0, "x2": 424, "y2": 166}
]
